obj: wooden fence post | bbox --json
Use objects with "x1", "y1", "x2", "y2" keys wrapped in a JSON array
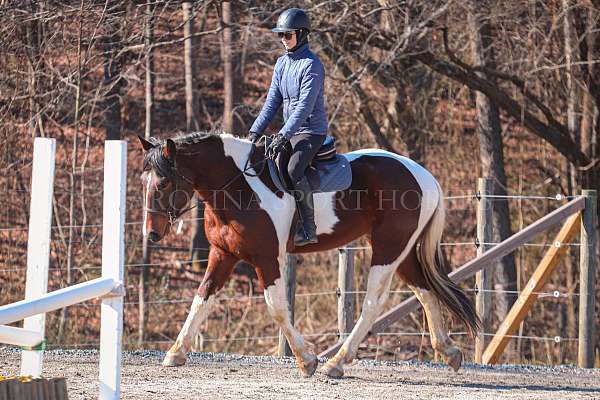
[
  {"x1": 578, "y1": 189, "x2": 597, "y2": 368},
  {"x1": 278, "y1": 254, "x2": 297, "y2": 357},
  {"x1": 337, "y1": 247, "x2": 355, "y2": 341},
  {"x1": 475, "y1": 178, "x2": 493, "y2": 363}
]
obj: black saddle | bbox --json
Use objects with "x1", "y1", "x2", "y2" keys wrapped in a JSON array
[{"x1": 267, "y1": 135, "x2": 352, "y2": 194}]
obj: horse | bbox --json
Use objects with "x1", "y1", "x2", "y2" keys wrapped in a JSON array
[{"x1": 138, "y1": 132, "x2": 480, "y2": 378}]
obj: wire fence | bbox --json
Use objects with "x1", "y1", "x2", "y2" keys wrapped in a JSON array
[
  {"x1": 8, "y1": 274, "x2": 581, "y2": 354},
  {"x1": 0, "y1": 259, "x2": 210, "y2": 274},
  {"x1": 49, "y1": 285, "x2": 575, "y2": 310},
  {"x1": 0, "y1": 193, "x2": 582, "y2": 232},
  {"x1": 0, "y1": 192, "x2": 586, "y2": 360},
  {"x1": 0, "y1": 216, "x2": 205, "y2": 233},
  {"x1": 35, "y1": 283, "x2": 578, "y2": 356},
  {"x1": 44, "y1": 330, "x2": 578, "y2": 351}
]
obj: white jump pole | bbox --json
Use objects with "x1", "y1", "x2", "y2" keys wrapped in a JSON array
[
  {"x1": 20, "y1": 137, "x2": 56, "y2": 377},
  {"x1": 0, "y1": 325, "x2": 44, "y2": 348},
  {"x1": 0, "y1": 277, "x2": 119, "y2": 325},
  {"x1": 98, "y1": 140, "x2": 127, "y2": 400}
]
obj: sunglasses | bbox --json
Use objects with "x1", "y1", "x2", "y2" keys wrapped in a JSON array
[{"x1": 277, "y1": 31, "x2": 296, "y2": 40}]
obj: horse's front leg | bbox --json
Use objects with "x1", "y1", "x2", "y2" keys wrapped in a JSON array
[
  {"x1": 258, "y1": 254, "x2": 318, "y2": 377},
  {"x1": 162, "y1": 247, "x2": 237, "y2": 367}
]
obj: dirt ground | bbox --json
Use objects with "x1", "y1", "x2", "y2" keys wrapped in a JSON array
[{"x1": 1, "y1": 349, "x2": 599, "y2": 399}]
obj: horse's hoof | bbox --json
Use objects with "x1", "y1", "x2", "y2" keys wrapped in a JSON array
[
  {"x1": 300, "y1": 354, "x2": 318, "y2": 378},
  {"x1": 319, "y1": 361, "x2": 344, "y2": 378},
  {"x1": 162, "y1": 352, "x2": 187, "y2": 367},
  {"x1": 446, "y1": 347, "x2": 463, "y2": 372}
]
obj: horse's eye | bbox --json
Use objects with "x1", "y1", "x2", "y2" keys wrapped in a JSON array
[{"x1": 157, "y1": 179, "x2": 170, "y2": 190}]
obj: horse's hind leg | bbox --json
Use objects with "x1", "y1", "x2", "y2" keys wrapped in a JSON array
[
  {"x1": 411, "y1": 285, "x2": 463, "y2": 370},
  {"x1": 258, "y1": 254, "x2": 318, "y2": 377},
  {"x1": 162, "y1": 247, "x2": 237, "y2": 367},
  {"x1": 399, "y1": 249, "x2": 463, "y2": 371},
  {"x1": 319, "y1": 251, "x2": 401, "y2": 378}
]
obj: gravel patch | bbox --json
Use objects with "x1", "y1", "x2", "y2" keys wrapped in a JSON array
[{"x1": 1, "y1": 348, "x2": 599, "y2": 399}]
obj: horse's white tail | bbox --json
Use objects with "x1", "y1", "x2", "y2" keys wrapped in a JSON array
[{"x1": 417, "y1": 181, "x2": 481, "y2": 336}]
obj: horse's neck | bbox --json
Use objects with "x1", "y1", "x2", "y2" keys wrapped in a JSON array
[
  {"x1": 183, "y1": 134, "x2": 253, "y2": 193},
  {"x1": 190, "y1": 135, "x2": 254, "y2": 219}
]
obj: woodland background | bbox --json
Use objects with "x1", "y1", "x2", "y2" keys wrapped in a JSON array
[{"x1": 1, "y1": 0, "x2": 599, "y2": 366}]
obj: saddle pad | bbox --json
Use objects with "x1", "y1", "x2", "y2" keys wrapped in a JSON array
[{"x1": 268, "y1": 154, "x2": 352, "y2": 194}]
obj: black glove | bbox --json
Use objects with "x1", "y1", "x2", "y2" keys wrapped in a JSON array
[
  {"x1": 266, "y1": 134, "x2": 288, "y2": 159},
  {"x1": 248, "y1": 132, "x2": 261, "y2": 143}
]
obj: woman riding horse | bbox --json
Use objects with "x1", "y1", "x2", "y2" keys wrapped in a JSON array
[
  {"x1": 249, "y1": 8, "x2": 328, "y2": 247},
  {"x1": 139, "y1": 8, "x2": 480, "y2": 380}
]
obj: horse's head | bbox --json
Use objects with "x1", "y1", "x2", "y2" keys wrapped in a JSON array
[{"x1": 138, "y1": 135, "x2": 195, "y2": 242}]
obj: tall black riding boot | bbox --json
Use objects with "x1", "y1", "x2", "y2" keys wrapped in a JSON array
[{"x1": 292, "y1": 176, "x2": 318, "y2": 246}]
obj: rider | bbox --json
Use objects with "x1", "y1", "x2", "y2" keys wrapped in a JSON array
[{"x1": 249, "y1": 8, "x2": 328, "y2": 247}]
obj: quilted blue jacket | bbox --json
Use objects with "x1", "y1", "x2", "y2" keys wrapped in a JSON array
[{"x1": 250, "y1": 43, "x2": 328, "y2": 139}]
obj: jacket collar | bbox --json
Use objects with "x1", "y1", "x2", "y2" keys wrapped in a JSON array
[{"x1": 286, "y1": 43, "x2": 310, "y2": 60}]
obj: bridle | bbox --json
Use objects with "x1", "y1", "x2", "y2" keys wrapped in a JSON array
[
  {"x1": 144, "y1": 138, "x2": 268, "y2": 229},
  {"x1": 143, "y1": 165, "x2": 198, "y2": 228}
]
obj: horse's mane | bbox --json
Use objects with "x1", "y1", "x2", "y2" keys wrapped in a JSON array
[
  {"x1": 143, "y1": 131, "x2": 245, "y2": 177},
  {"x1": 173, "y1": 130, "x2": 222, "y2": 146},
  {"x1": 148, "y1": 130, "x2": 246, "y2": 147}
]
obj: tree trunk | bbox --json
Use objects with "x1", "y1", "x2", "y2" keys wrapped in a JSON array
[
  {"x1": 102, "y1": 1, "x2": 124, "y2": 140},
  {"x1": 139, "y1": 2, "x2": 156, "y2": 347},
  {"x1": 183, "y1": 1, "x2": 209, "y2": 271},
  {"x1": 563, "y1": 0, "x2": 580, "y2": 193},
  {"x1": 562, "y1": 0, "x2": 579, "y2": 346},
  {"x1": 58, "y1": 0, "x2": 84, "y2": 343},
  {"x1": 183, "y1": 1, "x2": 200, "y2": 132},
  {"x1": 221, "y1": 1, "x2": 239, "y2": 133},
  {"x1": 468, "y1": 2, "x2": 517, "y2": 324},
  {"x1": 25, "y1": 0, "x2": 44, "y2": 138},
  {"x1": 386, "y1": 84, "x2": 424, "y2": 164},
  {"x1": 578, "y1": 2, "x2": 600, "y2": 185}
]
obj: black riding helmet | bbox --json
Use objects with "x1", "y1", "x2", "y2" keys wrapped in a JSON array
[{"x1": 272, "y1": 8, "x2": 310, "y2": 52}]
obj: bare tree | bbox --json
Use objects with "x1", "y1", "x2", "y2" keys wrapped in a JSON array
[
  {"x1": 183, "y1": 1, "x2": 200, "y2": 132},
  {"x1": 183, "y1": 1, "x2": 209, "y2": 270},
  {"x1": 25, "y1": 0, "x2": 44, "y2": 138},
  {"x1": 58, "y1": 0, "x2": 86, "y2": 343},
  {"x1": 467, "y1": 1, "x2": 517, "y2": 324},
  {"x1": 222, "y1": 0, "x2": 243, "y2": 134},
  {"x1": 139, "y1": 1, "x2": 156, "y2": 347},
  {"x1": 574, "y1": 1, "x2": 600, "y2": 181},
  {"x1": 560, "y1": 0, "x2": 579, "y2": 347},
  {"x1": 102, "y1": 1, "x2": 124, "y2": 140}
]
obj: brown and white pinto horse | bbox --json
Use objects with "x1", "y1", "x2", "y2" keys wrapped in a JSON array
[{"x1": 138, "y1": 132, "x2": 480, "y2": 378}]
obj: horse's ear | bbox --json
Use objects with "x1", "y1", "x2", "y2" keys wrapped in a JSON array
[
  {"x1": 162, "y1": 139, "x2": 177, "y2": 161},
  {"x1": 138, "y1": 135, "x2": 155, "y2": 151}
]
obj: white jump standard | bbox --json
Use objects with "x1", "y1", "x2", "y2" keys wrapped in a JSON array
[{"x1": 0, "y1": 138, "x2": 128, "y2": 400}]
